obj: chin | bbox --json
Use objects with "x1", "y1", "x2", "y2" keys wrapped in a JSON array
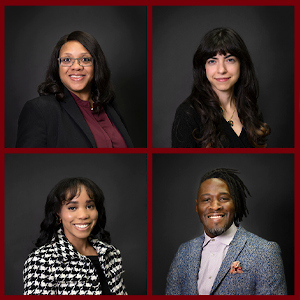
[{"x1": 207, "y1": 225, "x2": 228, "y2": 237}]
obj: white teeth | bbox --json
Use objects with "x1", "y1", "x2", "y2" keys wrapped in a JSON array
[
  {"x1": 70, "y1": 75, "x2": 83, "y2": 78},
  {"x1": 74, "y1": 224, "x2": 89, "y2": 228},
  {"x1": 208, "y1": 216, "x2": 223, "y2": 219}
]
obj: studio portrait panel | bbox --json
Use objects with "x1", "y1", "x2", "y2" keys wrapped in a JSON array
[
  {"x1": 153, "y1": 6, "x2": 294, "y2": 148},
  {"x1": 5, "y1": 153, "x2": 147, "y2": 295},
  {"x1": 152, "y1": 153, "x2": 294, "y2": 295},
  {"x1": 5, "y1": 6, "x2": 146, "y2": 148}
]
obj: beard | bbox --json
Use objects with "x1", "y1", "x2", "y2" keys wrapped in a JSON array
[{"x1": 206, "y1": 224, "x2": 229, "y2": 237}]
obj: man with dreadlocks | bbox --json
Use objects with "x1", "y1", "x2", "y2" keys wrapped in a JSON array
[{"x1": 166, "y1": 168, "x2": 287, "y2": 295}]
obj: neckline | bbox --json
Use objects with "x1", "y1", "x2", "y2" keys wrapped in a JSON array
[{"x1": 222, "y1": 117, "x2": 243, "y2": 138}]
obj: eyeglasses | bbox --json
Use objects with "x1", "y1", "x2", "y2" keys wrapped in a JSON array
[{"x1": 57, "y1": 57, "x2": 94, "y2": 67}]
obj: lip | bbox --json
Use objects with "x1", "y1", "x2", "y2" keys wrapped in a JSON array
[
  {"x1": 207, "y1": 214, "x2": 225, "y2": 219},
  {"x1": 73, "y1": 223, "x2": 91, "y2": 230},
  {"x1": 69, "y1": 74, "x2": 85, "y2": 81},
  {"x1": 215, "y1": 77, "x2": 230, "y2": 82}
]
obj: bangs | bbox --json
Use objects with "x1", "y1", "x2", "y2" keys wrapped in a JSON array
[
  {"x1": 204, "y1": 42, "x2": 240, "y2": 61},
  {"x1": 60, "y1": 183, "x2": 95, "y2": 204},
  {"x1": 202, "y1": 29, "x2": 242, "y2": 61}
]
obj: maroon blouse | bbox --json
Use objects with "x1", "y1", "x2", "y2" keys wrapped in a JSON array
[{"x1": 70, "y1": 92, "x2": 127, "y2": 148}]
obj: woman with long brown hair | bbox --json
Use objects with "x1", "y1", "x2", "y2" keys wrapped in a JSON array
[{"x1": 172, "y1": 28, "x2": 270, "y2": 148}]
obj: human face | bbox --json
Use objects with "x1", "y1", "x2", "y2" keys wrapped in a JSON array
[
  {"x1": 59, "y1": 41, "x2": 94, "y2": 100},
  {"x1": 58, "y1": 185, "x2": 98, "y2": 246},
  {"x1": 205, "y1": 53, "x2": 240, "y2": 97},
  {"x1": 196, "y1": 178, "x2": 235, "y2": 238}
]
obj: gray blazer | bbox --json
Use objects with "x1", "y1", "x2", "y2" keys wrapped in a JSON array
[
  {"x1": 166, "y1": 226, "x2": 287, "y2": 295},
  {"x1": 16, "y1": 90, "x2": 133, "y2": 148}
]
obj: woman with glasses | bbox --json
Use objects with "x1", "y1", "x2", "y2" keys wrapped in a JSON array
[
  {"x1": 23, "y1": 177, "x2": 127, "y2": 295},
  {"x1": 172, "y1": 28, "x2": 270, "y2": 148},
  {"x1": 16, "y1": 31, "x2": 133, "y2": 148}
]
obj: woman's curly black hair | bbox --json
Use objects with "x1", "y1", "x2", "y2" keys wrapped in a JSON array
[{"x1": 35, "y1": 177, "x2": 110, "y2": 248}]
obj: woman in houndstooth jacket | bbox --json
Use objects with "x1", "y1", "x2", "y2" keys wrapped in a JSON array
[{"x1": 23, "y1": 177, "x2": 127, "y2": 295}]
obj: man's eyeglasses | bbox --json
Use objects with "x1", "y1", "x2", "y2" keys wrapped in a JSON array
[{"x1": 58, "y1": 57, "x2": 94, "y2": 67}]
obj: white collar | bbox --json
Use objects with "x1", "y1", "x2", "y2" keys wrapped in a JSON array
[{"x1": 203, "y1": 223, "x2": 237, "y2": 247}]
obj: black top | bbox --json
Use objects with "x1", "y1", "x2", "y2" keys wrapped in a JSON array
[
  {"x1": 87, "y1": 255, "x2": 112, "y2": 295},
  {"x1": 172, "y1": 99, "x2": 253, "y2": 148}
]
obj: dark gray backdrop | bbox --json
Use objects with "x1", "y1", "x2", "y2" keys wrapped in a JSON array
[
  {"x1": 5, "y1": 154, "x2": 147, "y2": 295},
  {"x1": 153, "y1": 6, "x2": 294, "y2": 147},
  {"x1": 153, "y1": 153, "x2": 294, "y2": 294},
  {"x1": 5, "y1": 6, "x2": 147, "y2": 148}
]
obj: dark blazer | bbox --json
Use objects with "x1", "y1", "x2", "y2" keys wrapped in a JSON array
[
  {"x1": 16, "y1": 90, "x2": 133, "y2": 148},
  {"x1": 166, "y1": 226, "x2": 287, "y2": 295},
  {"x1": 172, "y1": 99, "x2": 253, "y2": 148}
]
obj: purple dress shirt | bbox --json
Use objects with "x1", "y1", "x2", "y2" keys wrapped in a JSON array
[{"x1": 71, "y1": 92, "x2": 127, "y2": 148}]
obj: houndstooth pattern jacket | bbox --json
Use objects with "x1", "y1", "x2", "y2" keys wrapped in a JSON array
[{"x1": 23, "y1": 228, "x2": 127, "y2": 295}]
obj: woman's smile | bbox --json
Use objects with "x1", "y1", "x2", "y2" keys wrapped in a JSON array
[
  {"x1": 59, "y1": 40, "x2": 94, "y2": 100},
  {"x1": 58, "y1": 186, "x2": 98, "y2": 244},
  {"x1": 73, "y1": 223, "x2": 91, "y2": 230},
  {"x1": 69, "y1": 74, "x2": 86, "y2": 81},
  {"x1": 205, "y1": 53, "x2": 240, "y2": 96}
]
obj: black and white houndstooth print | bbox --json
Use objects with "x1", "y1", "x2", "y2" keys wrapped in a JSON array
[{"x1": 23, "y1": 228, "x2": 127, "y2": 295}]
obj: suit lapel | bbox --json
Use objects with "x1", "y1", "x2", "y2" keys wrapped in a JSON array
[
  {"x1": 187, "y1": 235, "x2": 205, "y2": 295},
  {"x1": 210, "y1": 227, "x2": 248, "y2": 294},
  {"x1": 105, "y1": 103, "x2": 134, "y2": 147},
  {"x1": 60, "y1": 90, "x2": 97, "y2": 147}
]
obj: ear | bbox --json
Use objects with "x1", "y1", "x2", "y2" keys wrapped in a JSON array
[
  {"x1": 56, "y1": 213, "x2": 61, "y2": 224},
  {"x1": 195, "y1": 199, "x2": 198, "y2": 213}
]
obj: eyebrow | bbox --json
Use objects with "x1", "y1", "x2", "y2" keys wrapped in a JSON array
[
  {"x1": 200, "y1": 192, "x2": 230, "y2": 197},
  {"x1": 66, "y1": 199, "x2": 95, "y2": 205},
  {"x1": 60, "y1": 52, "x2": 90, "y2": 56},
  {"x1": 210, "y1": 54, "x2": 234, "y2": 59}
]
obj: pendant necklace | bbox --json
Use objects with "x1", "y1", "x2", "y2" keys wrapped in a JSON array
[{"x1": 227, "y1": 109, "x2": 235, "y2": 126}]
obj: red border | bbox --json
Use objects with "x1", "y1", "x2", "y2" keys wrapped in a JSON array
[{"x1": 1, "y1": 0, "x2": 299, "y2": 298}]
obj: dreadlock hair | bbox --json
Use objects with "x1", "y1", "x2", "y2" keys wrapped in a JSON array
[
  {"x1": 35, "y1": 177, "x2": 111, "y2": 248},
  {"x1": 200, "y1": 168, "x2": 250, "y2": 224}
]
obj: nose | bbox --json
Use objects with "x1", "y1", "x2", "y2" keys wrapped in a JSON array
[
  {"x1": 217, "y1": 60, "x2": 227, "y2": 74},
  {"x1": 77, "y1": 207, "x2": 89, "y2": 219},
  {"x1": 210, "y1": 198, "x2": 222, "y2": 210},
  {"x1": 71, "y1": 58, "x2": 83, "y2": 70}
]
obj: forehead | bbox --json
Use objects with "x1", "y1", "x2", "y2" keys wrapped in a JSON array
[
  {"x1": 64, "y1": 185, "x2": 93, "y2": 202},
  {"x1": 211, "y1": 52, "x2": 231, "y2": 58},
  {"x1": 198, "y1": 178, "x2": 230, "y2": 195},
  {"x1": 59, "y1": 40, "x2": 90, "y2": 56}
]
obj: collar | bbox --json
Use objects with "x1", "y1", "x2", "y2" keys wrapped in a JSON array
[
  {"x1": 203, "y1": 223, "x2": 237, "y2": 247},
  {"x1": 52, "y1": 228, "x2": 114, "y2": 262}
]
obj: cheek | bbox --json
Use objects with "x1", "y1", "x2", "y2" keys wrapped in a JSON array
[
  {"x1": 205, "y1": 67, "x2": 214, "y2": 80},
  {"x1": 89, "y1": 67, "x2": 95, "y2": 80},
  {"x1": 60, "y1": 208, "x2": 72, "y2": 223},
  {"x1": 234, "y1": 65, "x2": 240, "y2": 78},
  {"x1": 93, "y1": 210, "x2": 98, "y2": 221},
  {"x1": 59, "y1": 67, "x2": 66, "y2": 82}
]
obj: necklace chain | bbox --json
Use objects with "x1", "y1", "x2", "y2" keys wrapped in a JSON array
[{"x1": 222, "y1": 106, "x2": 235, "y2": 127}]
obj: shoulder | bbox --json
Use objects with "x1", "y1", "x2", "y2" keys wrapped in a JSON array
[
  {"x1": 174, "y1": 98, "x2": 198, "y2": 118},
  {"x1": 237, "y1": 227, "x2": 280, "y2": 252},
  {"x1": 22, "y1": 95, "x2": 60, "y2": 110},
  {"x1": 175, "y1": 236, "x2": 204, "y2": 255},
  {"x1": 24, "y1": 242, "x2": 59, "y2": 265},
  {"x1": 90, "y1": 238, "x2": 122, "y2": 257},
  {"x1": 172, "y1": 99, "x2": 202, "y2": 147}
]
